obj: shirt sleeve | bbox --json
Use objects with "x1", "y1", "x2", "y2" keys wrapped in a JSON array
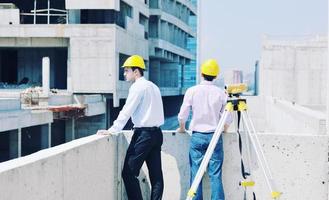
[
  {"x1": 108, "y1": 86, "x2": 143, "y2": 133},
  {"x1": 177, "y1": 89, "x2": 192, "y2": 123},
  {"x1": 220, "y1": 93, "x2": 233, "y2": 125}
]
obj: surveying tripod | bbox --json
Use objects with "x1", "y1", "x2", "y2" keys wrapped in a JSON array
[{"x1": 186, "y1": 84, "x2": 281, "y2": 200}]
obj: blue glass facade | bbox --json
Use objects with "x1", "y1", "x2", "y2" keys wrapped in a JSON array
[{"x1": 183, "y1": 11, "x2": 197, "y2": 89}]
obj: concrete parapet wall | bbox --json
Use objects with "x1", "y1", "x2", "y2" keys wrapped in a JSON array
[
  {"x1": 49, "y1": 94, "x2": 73, "y2": 106},
  {"x1": 247, "y1": 96, "x2": 326, "y2": 135},
  {"x1": 0, "y1": 98, "x2": 20, "y2": 111},
  {"x1": 121, "y1": 132, "x2": 329, "y2": 199},
  {"x1": 0, "y1": 131, "x2": 327, "y2": 200},
  {"x1": 0, "y1": 135, "x2": 118, "y2": 200}
]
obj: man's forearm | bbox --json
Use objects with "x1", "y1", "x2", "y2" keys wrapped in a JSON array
[
  {"x1": 179, "y1": 121, "x2": 185, "y2": 130},
  {"x1": 224, "y1": 124, "x2": 229, "y2": 133}
]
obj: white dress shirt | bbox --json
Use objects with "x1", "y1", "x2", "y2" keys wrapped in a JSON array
[
  {"x1": 108, "y1": 77, "x2": 164, "y2": 133},
  {"x1": 178, "y1": 80, "x2": 232, "y2": 132}
]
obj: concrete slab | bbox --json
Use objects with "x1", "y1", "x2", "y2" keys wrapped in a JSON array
[{"x1": 0, "y1": 110, "x2": 53, "y2": 132}]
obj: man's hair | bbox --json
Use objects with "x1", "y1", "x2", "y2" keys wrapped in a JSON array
[
  {"x1": 202, "y1": 73, "x2": 216, "y2": 81},
  {"x1": 131, "y1": 67, "x2": 144, "y2": 76}
]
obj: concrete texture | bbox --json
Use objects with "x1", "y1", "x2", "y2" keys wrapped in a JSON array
[
  {"x1": 1, "y1": 131, "x2": 324, "y2": 200},
  {"x1": 65, "y1": 0, "x2": 119, "y2": 10},
  {"x1": 246, "y1": 96, "x2": 326, "y2": 135},
  {"x1": 259, "y1": 35, "x2": 328, "y2": 107},
  {"x1": 0, "y1": 131, "x2": 328, "y2": 200},
  {"x1": 0, "y1": 24, "x2": 147, "y2": 105},
  {"x1": 49, "y1": 94, "x2": 73, "y2": 106},
  {"x1": 0, "y1": 8, "x2": 19, "y2": 25},
  {"x1": 0, "y1": 93, "x2": 105, "y2": 132},
  {"x1": 0, "y1": 110, "x2": 53, "y2": 132},
  {"x1": 0, "y1": 0, "x2": 196, "y2": 105},
  {"x1": 0, "y1": 134, "x2": 118, "y2": 200},
  {"x1": 0, "y1": 98, "x2": 20, "y2": 111},
  {"x1": 250, "y1": 134, "x2": 329, "y2": 200}
]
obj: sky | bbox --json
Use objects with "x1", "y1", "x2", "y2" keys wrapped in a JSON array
[{"x1": 199, "y1": 0, "x2": 328, "y2": 72}]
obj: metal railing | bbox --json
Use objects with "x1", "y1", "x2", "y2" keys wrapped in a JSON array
[{"x1": 20, "y1": 0, "x2": 68, "y2": 24}]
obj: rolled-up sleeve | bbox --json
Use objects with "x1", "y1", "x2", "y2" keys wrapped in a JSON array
[
  {"x1": 178, "y1": 89, "x2": 192, "y2": 123},
  {"x1": 108, "y1": 86, "x2": 143, "y2": 133}
]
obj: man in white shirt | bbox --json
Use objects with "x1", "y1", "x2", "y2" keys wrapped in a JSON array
[
  {"x1": 100, "y1": 55, "x2": 164, "y2": 200},
  {"x1": 177, "y1": 59, "x2": 232, "y2": 200}
]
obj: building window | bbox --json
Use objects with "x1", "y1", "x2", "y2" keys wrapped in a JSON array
[
  {"x1": 119, "y1": 53, "x2": 130, "y2": 81},
  {"x1": 139, "y1": 13, "x2": 149, "y2": 39},
  {"x1": 120, "y1": 1, "x2": 133, "y2": 18},
  {"x1": 14, "y1": 0, "x2": 67, "y2": 24},
  {"x1": 80, "y1": 10, "x2": 116, "y2": 24},
  {"x1": 149, "y1": 0, "x2": 159, "y2": 8},
  {"x1": 116, "y1": 0, "x2": 133, "y2": 28},
  {"x1": 149, "y1": 16, "x2": 159, "y2": 38}
]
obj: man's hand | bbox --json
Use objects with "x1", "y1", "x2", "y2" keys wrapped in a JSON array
[{"x1": 176, "y1": 127, "x2": 186, "y2": 133}]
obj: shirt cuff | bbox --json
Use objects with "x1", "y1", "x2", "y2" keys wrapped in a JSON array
[
  {"x1": 108, "y1": 126, "x2": 120, "y2": 134},
  {"x1": 177, "y1": 116, "x2": 187, "y2": 123}
]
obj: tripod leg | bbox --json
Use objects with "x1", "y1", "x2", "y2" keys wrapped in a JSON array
[
  {"x1": 241, "y1": 111, "x2": 280, "y2": 199},
  {"x1": 237, "y1": 111, "x2": 256, "y2": 200},
  {"x1": 244, "y1": 111, "x2": 273, "y2": 178},
  {"x1": 186, "y1": 109, "x2": 230, "y2": 200}
]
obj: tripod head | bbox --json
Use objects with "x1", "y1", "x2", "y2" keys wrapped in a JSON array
[
  {"x1": 225, "y1": 83, "x2": 248, "y2": 111},
  {"x1": 225, "y1": 83, "x2": 248, "y2": 98}
]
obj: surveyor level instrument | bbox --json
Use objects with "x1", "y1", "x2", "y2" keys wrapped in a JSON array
[{"x1": 186, "y1": 84, "x2": 281, "y2": 200}]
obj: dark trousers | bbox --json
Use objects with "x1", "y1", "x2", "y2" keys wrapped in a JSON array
[{"x1": 122, "y1": 127, "x2": 164, "y2": 200}]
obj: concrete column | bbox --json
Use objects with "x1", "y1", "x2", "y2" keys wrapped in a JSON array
[
  {"x1": 67, "y1": 45, "x2": 73, "y2": 92},
  {"x1": 47, "y1": 0, "x2": 50, "y2": 24},
  {"x1": 72, "y1": 118, "x2": 75, "y2": 140},
  {"x1": 41, "y1": 124, "x2": 49, "y2": 149},
  {"x1": 33, "y1": 0, "x2": 37, "y2": 24},
  {"x1": 113, "y1": 54, "x2": 120, "y2": 107},
  {"x1": 65, "y1": 118, "x2": 75, "y2": 142},
  {"x1": 42, "y1": 57, "x2": 50, "y2": 97},
  {"x1": 18, "y1": 128, "x2": 21, "y2": 157},
  {"x1": 48, "y1": 123, "x2": 51, "y2": 148},
  {"x1": 9, "y1": 130, "x2": 18, "y2": 159}
]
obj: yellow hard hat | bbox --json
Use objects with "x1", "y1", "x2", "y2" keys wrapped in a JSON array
[
  {"x1": 201, "y1": 59, "x2": 220, "y2": 76},
  {"x1": 122, "y1": 55, "x2": 146, "y2": 69}
]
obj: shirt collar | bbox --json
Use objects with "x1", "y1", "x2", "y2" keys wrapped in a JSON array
[
  {"x1": 200, "y1": 80, "x2": 214, "y2": 85},
  {"x1": 135, "y1": 76, "x2": 145, "y2": 82}
]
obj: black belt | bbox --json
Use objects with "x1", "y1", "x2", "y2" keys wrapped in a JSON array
[
  {"x1": 134, "y1": 127, "x2": 160, "y2": 131},
  {"x1": 192, "y1": 131, "x2": 215, "y2": 135}
]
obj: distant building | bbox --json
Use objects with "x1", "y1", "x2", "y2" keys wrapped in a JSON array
[
  {"x1": 259, "y1": 35, "x2": 328, "y2": 109},
  {"x1": 223, "y1": 69, "x2": 243, "y2": 85}
]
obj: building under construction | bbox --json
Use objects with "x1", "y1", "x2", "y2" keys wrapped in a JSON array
[
  {"x1": 0, "y1": 0, "x2": 197, "y2": 162},
  {"x1": 0, "y1": 1, "x2": 328, "y2": 200}
]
